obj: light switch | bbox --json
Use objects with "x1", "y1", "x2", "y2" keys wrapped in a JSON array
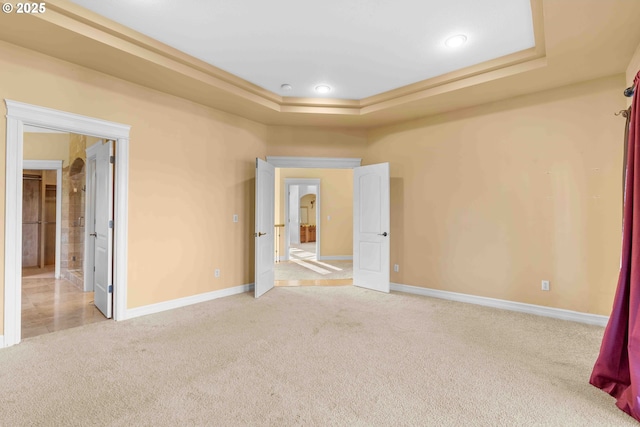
[{"x1": 233, "y1": 214, "x2": 239, "y2": 223}]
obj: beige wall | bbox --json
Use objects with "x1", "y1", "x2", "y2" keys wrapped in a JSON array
[
  {"x1": 267, "y1": 126, "x2": 367, "y2": 159},
  {"x1": 626, "y1": 41, "x2": 640, "y2": 106},
  {"x1": 0, "y1": 36, "x2": 633, "y2": 338},
  {"x1": 277, "y1": 168, "x2": 353, "y2": 258},
  {"x1": 366, "y1": 75, "x2": 626, "y2": 315},
  {"x1": 0, "y1": 39, "x2": 268, "y2": 336},
  {"x1": 627, "y1": 41, "x2": 640, "y2": 87},
  {"x1": 23, "y1": 132, "x2": 70, "y2": 166}
]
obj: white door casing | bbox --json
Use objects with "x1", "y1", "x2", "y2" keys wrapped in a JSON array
[
  {"x1": 93, "y1": 140, "x2": 114, "y2": 318},
  {"x1": 84, "y1": 144, "x2": 99, "y2": 292},
  {"x1": 3, "y1": 100, "x2": 130, "y2": 347},
  {"x1": 353, "y1": 162, "x2": 390, "y2": 293},
  {"x1": 289, "y1": 185, "x2": 300, "y2": 244},
  {"x1": 255, "y1": 158, "x2": 275, "y2": 298}
]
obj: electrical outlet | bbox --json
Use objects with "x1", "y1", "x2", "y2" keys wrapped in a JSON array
[
  {"x1": 233, "y1": 214, "x2": 239, "y2": 223},
  {"x1": 541, "y1": 280, "x2": 550, "y2": 291},
  {"x1": 394, "y1": 264, "x2": 399, "y2": 273},
  {"x1": 215, "y1": 269, "x2": 221, "y2": 278}
]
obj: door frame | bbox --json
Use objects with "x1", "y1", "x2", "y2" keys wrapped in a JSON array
[
  {"x1": 84, "y1": 142, "x2": 100, "y2": 292},
  {"x1": 22, "y1": 160, "x2": 63, "y2": 279},
  {"x1": 4, "y1": 100, "x2": 131, "y2": 348},
  {"x1": 284, "y1": 179, "x2": 320, "y2": 261},
  {"x1": 267, "y1": 157, "x2": 362, "y2": 264}
]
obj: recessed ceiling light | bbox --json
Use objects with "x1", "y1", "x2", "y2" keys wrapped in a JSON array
[
  {"x1": 280, "y1": 84, "x2": 292, "y2": 91},
  {"x1": 315, "y1": 85, "x2": 331, "y2": 94},
  {"x1": 445, "y1": 34, "x2": 468, "y2": 48}
]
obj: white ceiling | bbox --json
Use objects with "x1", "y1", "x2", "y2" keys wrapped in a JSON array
[{"x1": 68, "y1": 0, "x2": 535, "y2": 100}]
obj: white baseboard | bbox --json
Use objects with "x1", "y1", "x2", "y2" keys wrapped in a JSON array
[
  {"x1": 317, "y1": 256, "x2": 353, "y2": 261},
  {"x1": 390, "y1": 283, "x2": 609, "y2": 327},
  {"x1": 0, "y1": 335, "x2": 4, "y2": 348},
  {"x1": 124, "y1": 283, "x2": 254, "y2": 320}
]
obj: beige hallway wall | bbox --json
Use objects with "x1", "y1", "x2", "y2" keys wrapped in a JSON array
[
  {"x1": 366, "y1": 75, "x2": 627, "y2": 315},
  {"x1": 276, "y1": 168, "x2": 353, "y2": 258},
  {"x1": 0, "y1": 40, "x2": 268, "y2": 334},
  {"x1": 23, "y1": 132, "x2": 70, "y2": 166}
]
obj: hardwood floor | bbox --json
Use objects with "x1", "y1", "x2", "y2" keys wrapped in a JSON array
[{"x1": 22, "y1": 269, "x2": 107, "y2": 339}]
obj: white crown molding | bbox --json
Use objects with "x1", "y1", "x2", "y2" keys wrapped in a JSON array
[
  {"x1": 124, "y1": 283, "x2": 255, "y2": 320},
  {"x1": 267, "y1": 156, "x2": 361, "y2": 169},
  {"x1": 390, "y1": 283, "x2": 609, "y2": 327}
]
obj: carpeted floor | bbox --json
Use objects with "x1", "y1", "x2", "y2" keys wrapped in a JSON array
[{"x1": 0, "y1": 286, "x2": 633, "y2": 426}]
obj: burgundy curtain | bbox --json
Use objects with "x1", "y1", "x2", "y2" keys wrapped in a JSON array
[{"x1": 590, "y1": 71, "x2": 640, "y2": 421}]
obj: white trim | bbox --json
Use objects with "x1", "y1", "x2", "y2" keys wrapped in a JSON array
[
  {"x1": 4, "y1": 99, "x2": 131, "y2": 348},
  {"x1": 23, "y1": 160, "x2": 63, "y2": 279},
  {"x1": 124, "y1": 283, "x2": 255, "y2": 320},
  {"x1": 7, "y1": 100, "x2": 130, "y2": 138},
  {"x1": 114, "y1": 138, "x2": 129, "y2": 321},
  {"x1": 390, "y1": 283, "x2": 609, "y2": 327},
  {"x1": 317, "y1": 255, "x2": 353, "y2": 261},
  {"x1": 24, "y1": 125, "x2": 68, "y2": 134},
  {"x1": 267, "y1": 156, "x2": 361, "y2": 169},
  {"x1": 0, "y1": 335, "x2": 4, "y2": 348},
  {"x1": 83, "y1": 143, "x2": 99, "y2": 292}
]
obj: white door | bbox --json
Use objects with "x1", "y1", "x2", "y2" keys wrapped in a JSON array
[
  {"x1": 255, "y1": 158, "x2": 275, "y2": 298},
  {"x1": 353, "y1": 163, "x2": 390, "y2": 293},
  {"x1": 93, "y1": 140, "x2": 114, "y2": 317}
]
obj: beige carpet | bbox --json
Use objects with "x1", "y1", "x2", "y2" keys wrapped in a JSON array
[{"x1": 0, "y1": 286, "x2": 633, "y2": 426}]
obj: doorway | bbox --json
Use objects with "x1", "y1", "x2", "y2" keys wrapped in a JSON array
[
  {"x1": 284, "y1": 179, "x2": 320, "y2": 262},
  {"x1": 3, "y1": 100, "x2": 131, "y2": 348},
  {"x1": 271, "y1": 165, "x2": 357, "y2": 287},
  {"x1": 255, "y1": 157, "x2": 390, "y2": 297},
  {"x1": 21, "y1": 132, "x2": 108, "y2": 339}
]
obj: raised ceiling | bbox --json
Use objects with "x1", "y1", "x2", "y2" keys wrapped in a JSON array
[
  {"x1": 0, "y1": 0, "x2": 639, "y2": 127},
  {"x1": 67, "y1": 0, "x2": 535, "y2": 100}
]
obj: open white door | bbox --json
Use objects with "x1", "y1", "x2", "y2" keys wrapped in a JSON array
[
  {"x1": 93, "y1": 140, "x2": 114, "y2": 318},
  {"x1": 353, "y1": 162, "x2": 390, "y2": 293},
  {"x1": 255, "y1": 158, "x2": 275, "y2": 298}
]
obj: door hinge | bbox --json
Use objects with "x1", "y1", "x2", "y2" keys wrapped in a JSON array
[
  {"x1": 93, "y1": 266, "x2": 96, "y2": 272},
  {"x1": 109, "y1": 220, "x2": 114, "y2": 228},
  {"x1": 110, "y1": 155, "x2": 115, "y2": 164},
  {"x1": 108, "y1": 285, "x2": 113, "y2": 293}
]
